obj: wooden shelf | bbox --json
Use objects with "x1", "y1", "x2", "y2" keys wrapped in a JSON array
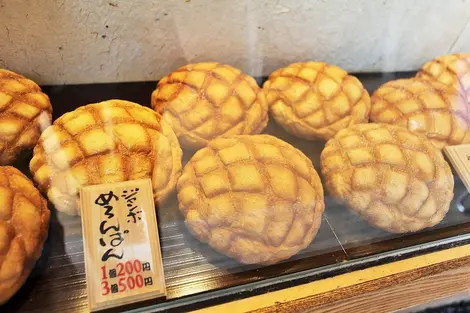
[{"x1": 195, "y1": 245, "x2": 470, "y2": 313}]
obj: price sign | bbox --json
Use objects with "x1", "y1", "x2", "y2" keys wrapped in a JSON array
[
  {"x1": 444, "y1": 144, "x2": 470, "y2": 192},
  {"x1": 80, "y1": 179, "x2": 166, "y2": 311}
]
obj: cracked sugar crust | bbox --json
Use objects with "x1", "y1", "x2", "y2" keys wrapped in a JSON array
[
  {"x1": 0, "y1": 166, "x2": 50, "y2": 304},
  {"x1": 370, "y1": 78, "x2": 470, "y2": 149},
  {"x1": 263, "y1": 62, "x2": 371, "y2": 141},
  {"x1": 151, "y1": 62, "x2": 268, "y2": 150},
  {"x1": 417, "y1": 53, "x2": 470, "y2": 103},
  {"x1": 0, "y1": 69, "x2": 52, "y2": 165},
  {"x1": 177, "y1": 134, "x2": 324, "y2": 264},
  {"x1": 30, "y1": 100, "x2": 182, "y2": 215},
  {"x1": 321, "y1": 123, "x2": 453, "y2": 233}
]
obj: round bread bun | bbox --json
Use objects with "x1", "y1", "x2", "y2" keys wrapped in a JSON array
[
  {"x1": 263, "y1": 62, "x2": 370, "y2": 140},
  {"x1": 0, "y1": 69, "x2": 52, "y2": 165},
  {"x1": 151, "y1": 62, "x2": 268, "y2": 150},
  {"x1": 417, "y1": 53, "x2": 470, "y2": 103},
  {"x1": 0, "y1": 166, "x2": 50, "y2": 304},
  {"x1": 30, "y1": 100, "x2": 182, "y2": 215},
  {"x1": 370, "y1": 78, "x2": 469, "y2": 149},
  {"x1": 321, "y1": 123, "x2": 453, "y2": 233},
  {"x1": 177, "y1": 134, "x2": 324, "y2": 264}
]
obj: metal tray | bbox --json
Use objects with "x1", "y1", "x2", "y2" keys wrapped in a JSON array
[{"x1": 3, "y1": 72, "x2": 470, "y2": 313}]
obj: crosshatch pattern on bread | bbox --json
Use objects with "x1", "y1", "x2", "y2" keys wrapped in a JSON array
[
  {"x1": 30, "y1": 100, "x2": 182, "y2": 215},
  {"x1": 177, "y1": 134, "x2": 325, "y2": 265},
  {"x1": 0, "y1": 166, "x2": 50, "y2": 304},
  {"x1": 370, "y1": 78, "x2": 470, "y2": 149},
  {"x1": 417, "y1": 53, "x2": 470, "y2": 103},
  {"x1": 0, "y1": 69, "x2": 52, "y2": 165},
  {"x1": 321, "y1": 123, "x2": 453, "y2": 233},
  {"x1": 151, "y1": 62, "x2": 268, "y2": 150},
  {"x1": 263, "y1": 62, "x2": 371, "y2": 141}
]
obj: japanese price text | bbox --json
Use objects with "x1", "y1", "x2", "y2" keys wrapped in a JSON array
[
  {"x1": 101, "y1": 260, "x2": 154, "y2": 295},
  {"x1": 94, "y1": 188, "x2": 153, "y2": 296}
]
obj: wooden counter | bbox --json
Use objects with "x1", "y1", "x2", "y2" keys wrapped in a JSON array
[{"x1": 196, "y1": 245, "x2": 470, "y2": 313}]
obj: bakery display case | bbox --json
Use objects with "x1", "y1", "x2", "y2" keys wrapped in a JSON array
[{"x1": 1, "y1": 1, "x2": 470, "y2": 312}]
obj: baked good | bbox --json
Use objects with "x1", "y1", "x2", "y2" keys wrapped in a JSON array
[
  {"x1": 0, "y1": 166, "x2": 50, "y2": 304},
  {"x1": 263, "y1": 62, "x2": 370, "y2": 140},
  {"x1": 321, "y1": 123, "x2": 453, "y2": 233},
  {"x1": 151, "y1": 62, "x2": 268, "y2": 150},
  {"x1": 30, "y1": 100, "x2": 182, "y2": 215},
  {"x1": 177, "y1": 134, "x2": 324, "y2": 264},
  {"x1": 0, "y1": 69, "x2": 52, "y2": 165},
  {"x1": 417, "y1": 53, "x2": 470, "y2": 102},
  {"x1": 370, "y1": 78, "x2": 469, "y2": 149}
]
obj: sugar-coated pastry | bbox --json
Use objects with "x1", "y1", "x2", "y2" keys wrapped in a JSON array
[
  {"x1": 263, "y1": 62, "x2": 370, "y2": 140},
  {"x1": 370, "y1": 78, "x2": 469, "y2": 149},
  {"x1": 177, "y1": 134, "x2": 324, "y2": 264},
  {"x1": 151, "y1": 62, "x2": 268, "y2": 150},
  {"x1": 417, "y1": 53, "x2": 470, "y2": 103},
  {"x1": 0, "y1": 69, "x2": 52, "y2": 165},
  {"x1": 0, "y1": 166, "x2": 50, "y2": 304},
  {"x1": 321, "y1": 123, "x2": 453, "y2": 233},
  {"x1": 30, "y1": 100, "x2": 182, "y2": 215}
]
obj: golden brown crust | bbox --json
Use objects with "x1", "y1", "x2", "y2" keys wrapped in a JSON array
[
  {"x1": 370, "y1": 78, "x2": 469, "y2": 149},
  {"x1": 0, "y1": 166, "x2": 50, "y2": 304},
  {"x1": 263, "y1": 62, "x2": 371, "y2": 141},
  {"x1": 0, "y1": 69, "x2": 52, "y2": 165},
  {"x1": 321, "y1": 123, "x2": 454, "y2": 233},
  {"x1": 151, "y1": 62, "x2": 268, "y2": 150},
  {"x1": 30, "y1": 100, "x2": 182, "y2": 215},
  {"x1": 417, "y1": 53, "x2": 470, "y2": 103},
  {"x1": 177, "y1": 134, "x2": 324, "y2": 264}
]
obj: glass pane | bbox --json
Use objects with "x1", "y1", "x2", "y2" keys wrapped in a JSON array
[{"x1": 2, "y1": 1, "x2": 470, "y2": 312}]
